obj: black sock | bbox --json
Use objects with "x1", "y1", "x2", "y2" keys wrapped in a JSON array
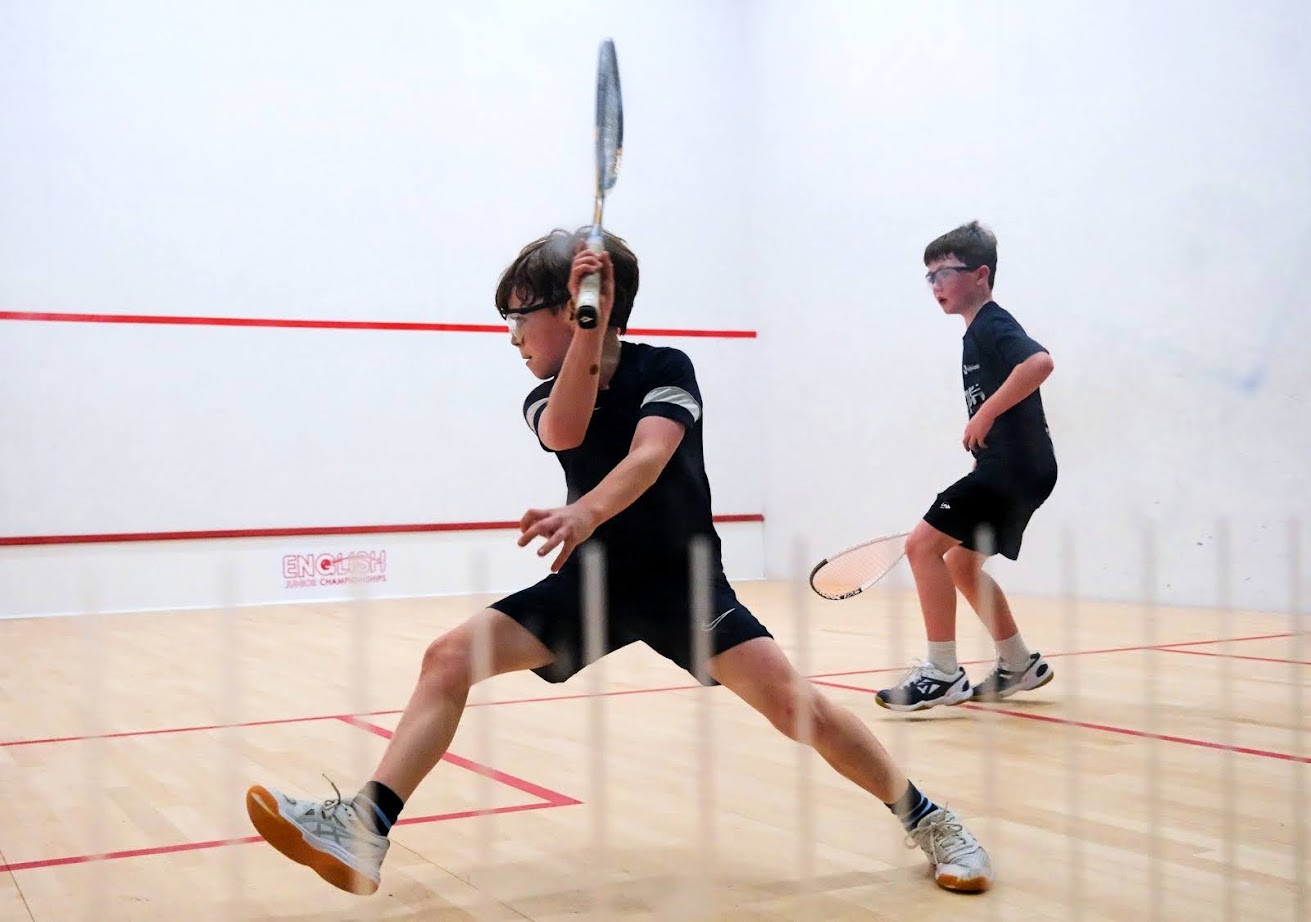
[
  {"x1": 885, "y1": 780, "x2": 939, "y2": 832},
  {"x1": 353, "y1": 780, "x2": 405, "y2": 836}
]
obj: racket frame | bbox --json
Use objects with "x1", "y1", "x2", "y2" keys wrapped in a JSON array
[{"x1": 807, "y1": 531, "x2": 910, "y2": 601}]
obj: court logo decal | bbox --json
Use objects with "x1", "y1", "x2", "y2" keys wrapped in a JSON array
[{"x1": 282, "y1": 550, "x2": 388, "y2": 589}]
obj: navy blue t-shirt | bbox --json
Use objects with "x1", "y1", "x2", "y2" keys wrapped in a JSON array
[
  {"x1": 522, "y1": 342, "x2": 719, "y2": 570},
  {"x1": 962, "y1": 302, "x2": 1055, "y2": 473}
]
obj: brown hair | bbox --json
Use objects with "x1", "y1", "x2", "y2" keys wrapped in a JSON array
[
  {"x1": 495, "y1": 227, "x2": 639, "y2": 333},
  {"x1": 924, "y1": 220, "x2": 998, "y2": 290}
]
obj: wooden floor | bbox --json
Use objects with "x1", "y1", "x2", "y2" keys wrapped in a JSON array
[{"x1": 1, "y1": 581, "x2": 1307, "y2": 921}]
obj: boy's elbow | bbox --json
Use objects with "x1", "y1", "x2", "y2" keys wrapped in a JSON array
[
  {"x1": 536, "y1": 408, "x2": 589, "y2": 451},
  {"x1": 1035, "y1": 351, "x2": 1055, "y2": 376},
  {"x1": 538, "y1": 425, "x2": 585, "y2": 452}
]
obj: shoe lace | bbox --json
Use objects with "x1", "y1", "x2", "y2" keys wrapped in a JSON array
[
  {"x1": 318, "y1": 775, "x2": 356, "y2": 825},
  {"x1": 979, "y1": 659, "x2": 1023, "y2": 690},
  {"x1": 894, "y1": 660, "x2": 934, "y2": 689},
  {"x1": 906, "y1": 811, "x2": 975, "y2": 864},
  {"x1": 977, "y1": 660, "x2": 1005, "y2": 685}
]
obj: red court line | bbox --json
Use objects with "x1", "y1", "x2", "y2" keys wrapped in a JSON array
[
  {"x1": 336, "y1": 716, "x2": 581, "y2": 807},
  {"x1": 958, "y1": 704, "x2": 1311, "y2": 764},
  {"x1": 0, "y1": 310, "x2": 757, "y2": 339},
  {"x1": 0, "y1": 520, "x2": 521, "y2": 546},
  {"x1": 0, "y1": 801, "x2": 566, "y2": 874},
  {"x1": 0, "y1": 684, "x2": 712, "y2": 749},
  {"x1": 0, "y1": 835, "x2": 264, "y2": 872},
  {"x1": 2, "y1": 721, "x2": 579, "y2": 874},
  {"x1": 809, "y1": 680, "x2": 1310, "y2": 765},
  {"x1": 808, "y1": 632, "x2": 1296, "y2": 679},
  {"x1": 0, "y1": 513, "x2": 764, "y2": 547},
  {"x1": 0, "y1": 713, "x2": 344, "y2": 748},
  {"x1": 0, "y1": 631, "x2": 1295, "y2": 750},
  {"x1": 1156, "y1": 647, "x2": 1310, "y2": 667}
]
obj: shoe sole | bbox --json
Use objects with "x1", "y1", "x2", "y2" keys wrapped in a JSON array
[
  {"x1": 875, "y1": 687, "x2": 974, "y2": 712},
  {"x1": 936, "y1": 870, "x2": 991, "y2": 893},
  {"x1": 245, "y1": 785, "x2": 379, "y2": 895},
  {"x1": 972, "y1": 665, "x2": 1055, "y2": 702}
]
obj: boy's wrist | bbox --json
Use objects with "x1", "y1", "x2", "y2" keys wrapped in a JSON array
[
  {"x1": 569, "y1": 324, "x2": 608, "y2": 352},
  {"x1": 574, "y1": 494, "x2": 606, "y2": 528},
  {"x1": 574, "y1": 322, "x2": 607, "y2": 340}
]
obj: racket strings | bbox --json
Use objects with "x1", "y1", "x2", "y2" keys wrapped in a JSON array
[
  {"x1": 595, "y1": 41, "x2": 623, "y2": 191},
  {"x1": 809, "y1": 536, "x2": 906, "y2": 600}
]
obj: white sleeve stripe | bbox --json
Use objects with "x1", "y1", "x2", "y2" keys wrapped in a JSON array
[
  {"x1": 524, "y1": 397, "x2": 549, "y2": 432},
  {"x1": 641, "y1": 386, "x2": 701, "y2": 422}
]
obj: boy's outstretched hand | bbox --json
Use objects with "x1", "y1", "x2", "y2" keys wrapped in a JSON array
[{"x1": 518, "y1": 502, "x2": 600, "y2": 572}]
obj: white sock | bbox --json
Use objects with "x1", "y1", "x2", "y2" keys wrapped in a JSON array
[
  {"x1": 926, "y1": 641, "x2": 958, "y2": 674},
  {"x1": 996, "y1": 633, "x2": 1032, "y2": 670}
]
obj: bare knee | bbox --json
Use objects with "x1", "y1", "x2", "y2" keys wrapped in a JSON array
[
  {"x1": 417, "y1": 632, "x2": 474, "y2": 697},
  {"x1": 906, "y1": 524, "x2": 946, "y2": 564},
  {"x1": 762, "y1": 683, "x2": 831, "y2": 744}
]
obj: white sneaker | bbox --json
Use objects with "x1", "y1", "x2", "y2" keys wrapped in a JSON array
[
  {"x1": 245, "y1": 782, "x2": 390, "y2": 895},
  {"x1": 876, "y1": 660, "x2": 973, "y2": 711},
  {"x1": 971, "y1": 651, "x2": 1054, "y2": 702},
  {"x1": 906, "y1": 807, "x2": 993, "y2": 893}
]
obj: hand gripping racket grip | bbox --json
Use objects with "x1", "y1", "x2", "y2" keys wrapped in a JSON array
[{"x1": 575, "y1": 234, "x2": 605, "y2": 330}]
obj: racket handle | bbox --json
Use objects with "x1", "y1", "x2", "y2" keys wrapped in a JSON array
[
  {"x1": 576, "y1": 277, "x2": 600, "y2": 329},
  {"x1": 575, "y1": 234, "x2": 606, "y2": 330}
]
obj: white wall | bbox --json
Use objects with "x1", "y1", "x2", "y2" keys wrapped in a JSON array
[
  {"x1": 0, "y1": 0, "x2": 764, "y2": 616},
  {"x1": 4, "y1": 1, "x2": 1308, "y2": 616},
  {"x1": 0, "y1": 323, "x2": 760, "y2": 538},
  {"x1": 0, "y1": 0, "x2": 756, "y2": 327},
  {"x1": 748, "y1": 0, "x2": 1311, "y2": 611}
]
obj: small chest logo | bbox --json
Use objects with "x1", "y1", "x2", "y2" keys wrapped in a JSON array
[{"x1": 963, "y1": 363, "x2": 980, "y2": 375}]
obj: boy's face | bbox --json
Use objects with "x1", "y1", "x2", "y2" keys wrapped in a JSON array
[
  {"x1": 925, "y1": 254, "x2": 989, "y2": 315},
  {"x1": 506, "y1": 291, "x2": 575, "y2": 380}
]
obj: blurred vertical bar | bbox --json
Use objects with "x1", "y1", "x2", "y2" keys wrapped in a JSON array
[
  {"x1": 1061, "y1": 526, "x2": 1084, "y2": 921},
  {"x1": 469, "y1": 550, "x2": 497, "y2": 866},
  {"x1": 1217, "y1": 521, "x2": 1237, "y2": 922},
  {"x1": 690, "y1": 536, "x2": 717, "y2": 916},
  {"x1": 1143, "y1": 522, "x2": 1163, "y2": 922},
  {"x1": 887, "y1": 545, "x2": 909, "y2": 769},
  {"x1": 791, "y1": 536, "x2": 815, "y2": 883},
  {"x1": 1290, "y1": 519, "x2": 1306, "y2": 922},
  {"x1": 79, "y1": 578, "x2": 106, "y2": 921},
  {"x1": 581, "y1": 544, "x2": 610, "y2": 919},
  {"x1": 348, "y1": 556, "x2": 373, "y2": 786},
  {"x1": 973, "y1": 525, "x2": 1001, "y2": 922},
  {"x1": 219, "y1": 557, "x2": 246, "y2": 913}
]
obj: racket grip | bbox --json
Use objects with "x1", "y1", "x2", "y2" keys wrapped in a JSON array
[
  {"x1": 574, "y1": 234, "x2": 606, "y2": 330},
  {"x1": 576, "y1": 275, "x2": 601, "y2": 329}
]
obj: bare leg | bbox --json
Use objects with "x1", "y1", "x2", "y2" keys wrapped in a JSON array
[
  {"x1": 244, "y1": 608, "x2": 553, "y2": 897},
  {"x1": 944, "y1": 545, "x2": 1020, "y2": 643},
  {"x1": 709, "y1": 636, "x2": 994, "y2": 893},
  {"x1": 371, "y1": 608, "x2": 553, "y2": 799},
  {"x1": 709, "y1": 637, "x2": 907, "y2": 802},
  {"x1": 905, "y1": 520, "x2": 962, "y2": 643}
]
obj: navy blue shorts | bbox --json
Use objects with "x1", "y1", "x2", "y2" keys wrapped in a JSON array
[
  {"x1": 923, "y1": 463, "x2": 1056, "y2": 560},
  {"x1": 490, "y1": 563, "x2": 772, "y2": 684}
]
